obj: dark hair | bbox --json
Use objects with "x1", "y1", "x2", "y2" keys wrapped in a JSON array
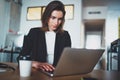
[{"x1": 41, "y1": 0, "x2": 66, "y2": 33}]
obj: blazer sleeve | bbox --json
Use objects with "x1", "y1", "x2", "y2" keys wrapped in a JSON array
[
  {"x1": 64, "y1": 31, "x2": 71, "y2": 47},
  {"x1": 17, "y1": 35, "x2": 31, "y2": 62},
  {"x1": 19, "y1": 28, "x2": 35, "y2": 56}
]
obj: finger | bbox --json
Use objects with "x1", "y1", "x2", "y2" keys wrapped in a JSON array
[
  {"x1": 38, "y1": 63, "x2": 55, "y2": 71},
  {"x1": 48, "y1": 64, "x2": 55, "y2": 70},
  {"x1": 42, "y1": 65, "x2": 52, "y2": 71},
  {"x1": 46, "y1": 64, "x2": 55, "y2": 71}
]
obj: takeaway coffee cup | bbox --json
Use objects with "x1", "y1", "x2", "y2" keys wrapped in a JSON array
[{"x1": 19, "y1": 55, "x2": 32, "y2": 77}]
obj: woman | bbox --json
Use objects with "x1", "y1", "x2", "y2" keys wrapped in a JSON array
[{"x1": 18, "y1": 0, "x2": 71, "y2": 71}]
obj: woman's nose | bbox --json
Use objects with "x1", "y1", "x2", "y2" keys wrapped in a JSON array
[{"x1": 54, "y1": 19, "x2": 59, "y2": 25}]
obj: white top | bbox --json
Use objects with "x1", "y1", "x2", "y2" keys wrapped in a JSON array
[{"x1": 45, "y1": 31, "x2": 56, "y2": 64}]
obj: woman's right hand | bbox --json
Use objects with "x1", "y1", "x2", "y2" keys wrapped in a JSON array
[{"x1": 32, "y1": 61, "x2": 55, "y2": 71}]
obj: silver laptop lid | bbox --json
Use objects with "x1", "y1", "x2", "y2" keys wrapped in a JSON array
[{"x1": 53, "y1": 47, "x2": 104, "y2": 77}]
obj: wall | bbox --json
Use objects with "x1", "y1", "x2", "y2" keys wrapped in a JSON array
[
  {"x1": 105, "y1": 0, "x2": 120, "y2": 47},
  {"x1": 83, "y1": 6, "x2": 107, "y2": 19},
  {"x1": 0, "y1": 0, "x2": 21, "y2": 48},
  {"x1": 105, "y1": 0, "x2": 120, "y2": 70},
  {"x1": 1, "y1": 0, "x2": 119, "y2": 49},
  {"x1": 0, "y1": 0, "x2": 10, "y2": 48},
  {"x1": 81, "y1": 0, "x2": 120, "y2": 70},
  {"x1": 9, "y1": 1, "x2": 21, "y2": 32},
  {"x1": 82, "y1": 0, "x2": 120, "y2": 48},
  {"x1": 20, "y1": 0, "x2": 82, "y2": 48}
]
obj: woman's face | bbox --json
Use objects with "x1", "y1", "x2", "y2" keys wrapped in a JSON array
[{"x1": 48, "y1": 10, "x2": 63, "y2": 31}]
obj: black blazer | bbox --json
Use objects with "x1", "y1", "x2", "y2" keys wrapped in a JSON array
[{"x1": 19, "y1": 27, "x2": 71, "y2": 66}]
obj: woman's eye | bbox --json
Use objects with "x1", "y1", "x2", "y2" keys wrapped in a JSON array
[
  {"x1": 51, "y1": 16, "x2": 56, "y2": 19},
  {"x1": 50, "y1": 16, "x2": 63, "y2": 21},
  {"x1": 58, "y1": 18, "x2": 63, "y2": 21}
]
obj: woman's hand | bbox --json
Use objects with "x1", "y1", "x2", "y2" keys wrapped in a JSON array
[{"x1": 32, "y1": 61, "x2": 55, "y2": 71}]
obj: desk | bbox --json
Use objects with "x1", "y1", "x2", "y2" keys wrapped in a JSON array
[{"x1": 0, "y1": 63, "x2": 119, "y2": 80}]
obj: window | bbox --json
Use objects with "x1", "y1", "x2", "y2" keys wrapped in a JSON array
[
  {"x1": 27, "y1": 7, "x2": 42, "y2": 20},
  {"x1": 27, "y1": 5, "x2": 74, "y2": 21}
]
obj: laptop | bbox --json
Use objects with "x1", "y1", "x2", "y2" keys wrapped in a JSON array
[{"x1": 41, "y1": 47, "x2": 104, "y2": 77}]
